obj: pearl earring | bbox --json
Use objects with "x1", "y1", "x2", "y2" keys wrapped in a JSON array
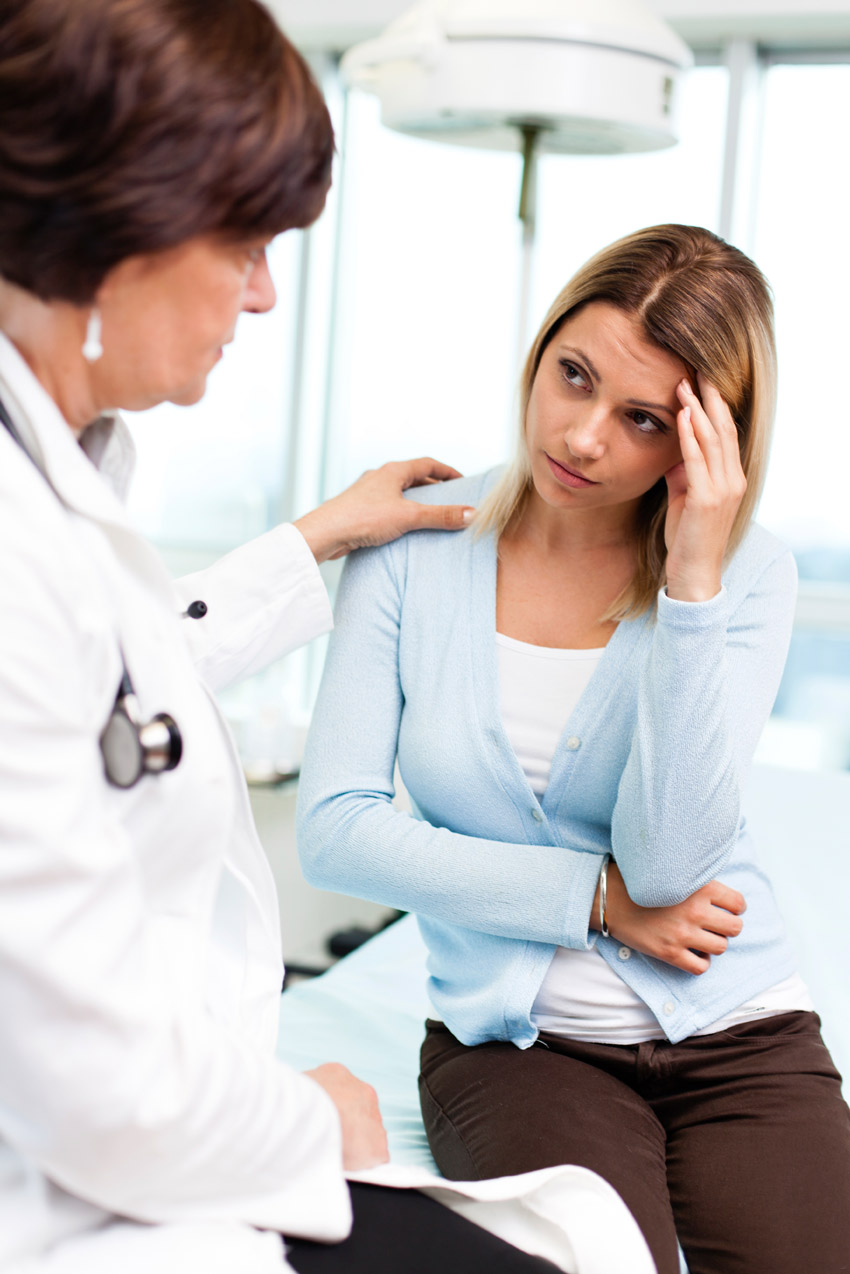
[{"x1": 82, "y1": 308, "x2": 103, "y2": 362}]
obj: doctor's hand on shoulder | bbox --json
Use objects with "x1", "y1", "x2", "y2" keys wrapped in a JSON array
[
  {"x1": 306, "y1": 1062, "x2": 389, "y2": 1171},
  {"x1": 294, "y1": 458, "x2": 476, "y2": 563}
]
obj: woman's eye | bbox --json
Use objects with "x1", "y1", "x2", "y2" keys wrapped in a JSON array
[
  {"x1": 559, "y1": 360, "x2": 588, "y2": 389},
  {"x1": 628, "y1": 410, "x2": 665, "y2": 435}
]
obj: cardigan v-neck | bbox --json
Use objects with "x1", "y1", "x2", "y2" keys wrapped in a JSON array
[{"x1": 298, "y1": 469, "x2": 801, "y2": 1047}]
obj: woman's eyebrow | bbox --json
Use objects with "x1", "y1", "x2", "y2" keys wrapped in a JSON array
[
  {"x1": 626, "y1": 398, "x2": 677, "y2": 418},
  {"x1": 559, "y1": 345, "x2": 600, "y2": 380}
]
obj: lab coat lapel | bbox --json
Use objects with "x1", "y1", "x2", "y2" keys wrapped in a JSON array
[{"x1": 0, "y1": 334, "x2": 177, "y2": 606}]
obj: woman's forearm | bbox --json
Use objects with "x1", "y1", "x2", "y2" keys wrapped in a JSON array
[{"x1": 611, "y1": 547, "x2": 796, "y2": 907}]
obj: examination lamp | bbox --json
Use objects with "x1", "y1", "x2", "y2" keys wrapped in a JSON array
[
  {"x1": 341, "y1": 0, "x2": 693, "y2": 350},
  {"x1": 340, "y1": 0, "x2": 693, "y2": 160}
]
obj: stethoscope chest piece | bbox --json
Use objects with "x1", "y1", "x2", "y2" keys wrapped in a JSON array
[
  {"x1": 100, "y1": 673, "x2": 183, "y2": 789},
  {"x1": 0, "y1": 398, "x2": 185, "y2": 791}
]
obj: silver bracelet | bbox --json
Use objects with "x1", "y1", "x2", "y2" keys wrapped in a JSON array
[{"x1": 598, "y1": 854, "x2": 611, "y2": 938}]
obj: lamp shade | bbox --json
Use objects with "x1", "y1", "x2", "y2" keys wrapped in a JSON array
[{"x1": 341, "y1": 0, "x2": 694, "y2": 154}]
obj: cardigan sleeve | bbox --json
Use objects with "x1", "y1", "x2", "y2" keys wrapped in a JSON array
[
  {"x1": 297, "y1": 540, "x2": 603, "y2": 949},
  {"x1": 610, "y1": 545, "x2": 797, "y2": 907}
]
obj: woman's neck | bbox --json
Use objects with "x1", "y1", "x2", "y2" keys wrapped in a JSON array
[
  {"x1": 507, "y1": 487, "x2": 640, "y2": 557},
  {"x1": 497, "y1": 492, "x2": 639, "y2": 649},
  {"x1": 0, "y1": 281, "x2": 98, "y2": 435}
]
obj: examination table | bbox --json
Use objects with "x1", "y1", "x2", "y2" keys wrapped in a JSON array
[{"x1": 277, "y1": 763, "x2": 850, "y2": 1273}]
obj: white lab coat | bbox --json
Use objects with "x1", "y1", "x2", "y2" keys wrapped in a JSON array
[{"x1": 0, "y1": 333, "x2": 350, "y2": 1274}]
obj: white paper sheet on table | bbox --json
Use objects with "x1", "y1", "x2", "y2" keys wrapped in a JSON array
[
  {"x1": 278, "y1": 916, "x2": 655, "y2": 1273},
  {"x1": 349, "y1": 1160, "x2": 655, "y2": 1274}
]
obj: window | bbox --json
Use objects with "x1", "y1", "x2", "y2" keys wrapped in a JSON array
[
  {"x1": 126, "y1": 230, "x2": 303, "y2": 576},
  {"x1": 326, "y1": 67, "x2": 730, "y2": 495},
  {"x1": 320, "y1": 87, "x2": 522, "y2": 496},
  {"x1": 124, "y1": 44, "x2": 850, "y2": 773},
  {"x1": 753, "y1": 61, "x2": 850, "y2": 770}
]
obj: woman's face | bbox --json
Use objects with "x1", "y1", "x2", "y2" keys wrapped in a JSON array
[
  {"x1": 524, "y1": 301, "x2": 687, "y2": 523},
  {"x1": 93, "y1": 234, "x2": 277, "y2": 411}
]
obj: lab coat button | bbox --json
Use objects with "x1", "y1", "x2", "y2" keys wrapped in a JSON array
[
  {"x1": 663, "y1": 1001, "x2": 676, "y2": 1016},
  {"x1": 531, "y1": 808, "x2": 543, "y2": 822},
  {"x1": 566, "y1": 736, "x2": 581, "y2": 751},
  {"x1": 618, "y1": 946, "x2": 631, "y2": 960},
  {"x1": 186, "y1": 600, "x2": 208, "y2": 619}
]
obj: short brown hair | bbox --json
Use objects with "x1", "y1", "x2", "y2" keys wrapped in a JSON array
[
  {"x1": 0, "y1": 0, "x2": 334, "y2": 304},
  {"x1": 476, "y1": 224, "x2": 776, "y2": 618}
]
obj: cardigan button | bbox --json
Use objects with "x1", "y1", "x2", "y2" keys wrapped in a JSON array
[
  {"x1": 663, "y1": 1000, "x2": 676, "y2": 1016},
  {"x1": 566, "y1": 736, "x2": 581, "y2": 751},
  {"x1": 617, "y1": 946, "x2": 631, "y2": 960},
  {"x1": 531, "y1": 808, "x2": 543, "y2": 822}
]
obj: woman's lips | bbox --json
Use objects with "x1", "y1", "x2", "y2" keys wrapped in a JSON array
[{"x1": 545, "y1": 453, "x2": 599, "y2": 488}]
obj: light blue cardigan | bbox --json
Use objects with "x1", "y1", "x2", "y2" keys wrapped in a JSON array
[{"x1": 297, "y1": 470, "x2": 800, "y2": 1047}]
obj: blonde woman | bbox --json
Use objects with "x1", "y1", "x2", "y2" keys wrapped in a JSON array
[{"x1": 298, "y1": 225, "x2": 850, "y2": 1274}]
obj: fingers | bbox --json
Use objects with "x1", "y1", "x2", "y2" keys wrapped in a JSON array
[
  {"x1": 660, "y1": 944, "x2": 711, "y2": 975},
  {"x1": 676, "y1": 385, "x2": 723, "y2": 483},
  {"x1": 695, "y1": 930, "x2": 730, "y2": 957},
  {"x1": 411, "y1": 502, "x2": 476, "y2": 531},
  {"x1": 394, "y1": 457, "x2": 464, "y2": 489},
  {"x1": 706, "y1": 906, "x2": 744, "y2": 940},
  {"x1": 620, "y1": 880, "x2": 746, "y2": 976},
  {"x1": 676, "y1": 376, "x2": 746, "y2": 492},
  {"x1": 705, "y1": 881, "x2": 746, "y2": 915},
  {"x1": 689, "y1": 881, "x2": 746, "y2": 940},
  {"x1": 663, "y1": 458, "x2": 688, "y2": 506},
  {"x1": 682, "y1": 950, "x2": 712, "y2": 975}
]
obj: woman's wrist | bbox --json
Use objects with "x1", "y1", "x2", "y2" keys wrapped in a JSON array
[
  {"x1": 664, "y1": 573, "x2": 722, "y2": 603},
  {"x1": 591, "y1": 856, "x2": 616, "y2": 936}
]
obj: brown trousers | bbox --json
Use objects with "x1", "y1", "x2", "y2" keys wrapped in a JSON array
[{"x1": 419, "y1": 1012, "x2": 850, "y2": 1274}]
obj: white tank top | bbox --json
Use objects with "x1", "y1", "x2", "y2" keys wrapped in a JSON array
[{"x1": 496, "y1": 631, "x2": 812, "y2": 1044}]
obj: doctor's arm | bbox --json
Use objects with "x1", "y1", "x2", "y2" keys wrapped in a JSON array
[
  {"x1": 0, "y1": 506, "x2": 355, "y2": 1236},
  {"x1": 297, "y1": 538, "x2": 602, "y2": 949},
  {"x1": 175, "y1": 459, "x2": 474, "y2": 691}
]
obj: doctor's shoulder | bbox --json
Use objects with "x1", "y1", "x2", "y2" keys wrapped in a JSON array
[
  {"x1": 0, "y1": 428, "x2": 100, "y2": 610},
  {"x1": 0, "y1": 432, "x2": 121, "y2": 731}
]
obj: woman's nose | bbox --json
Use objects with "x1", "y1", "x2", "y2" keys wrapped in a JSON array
[
  {"x1": 244, "y1": 251, "x2": 277, "y2": 314},
  {"x1": 565, "y1": 405, "x2": 608, "y2": 460}
]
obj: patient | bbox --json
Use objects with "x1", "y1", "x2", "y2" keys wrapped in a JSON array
[{"x1": 297, "y1": 224, "x2": 850, "y2": 1274}]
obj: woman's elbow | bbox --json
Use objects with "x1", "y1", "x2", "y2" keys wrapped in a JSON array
[
  {"x1": 295, "y1": 809, "x2": 334, "y2": 888},
  {"x1": 625, "y1": 874, "x2": 697, "y2": 908},
  {"x1": 296, "y1": 796, "x2": 363, "y2": 890},
  {"x1": 620, "y1": 849, "x2": 736, "y2": 909}
]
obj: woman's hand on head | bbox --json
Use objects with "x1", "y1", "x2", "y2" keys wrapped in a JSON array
[
  {"x1": 663, "y1": 373, "x2": 748, "y2": 603},
  {"x1": 599, "y1": 860, "x2": 746, "y2": 975},
  {"x1": 293, "y1": 458, "x2": 476, "y2": 564}
]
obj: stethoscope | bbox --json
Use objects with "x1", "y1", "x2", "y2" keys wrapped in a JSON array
[{"x1": 0, "y1": 394, "x2": 183, "y2": 788}]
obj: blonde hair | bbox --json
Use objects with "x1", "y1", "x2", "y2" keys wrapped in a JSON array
[{"x1": 476, "y1": 224, "x2": 777, "y2": 619}]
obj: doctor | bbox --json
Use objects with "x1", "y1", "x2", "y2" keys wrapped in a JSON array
[{"x1": 0, "y1": 2, "x2": 557, "y2": 1272}]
